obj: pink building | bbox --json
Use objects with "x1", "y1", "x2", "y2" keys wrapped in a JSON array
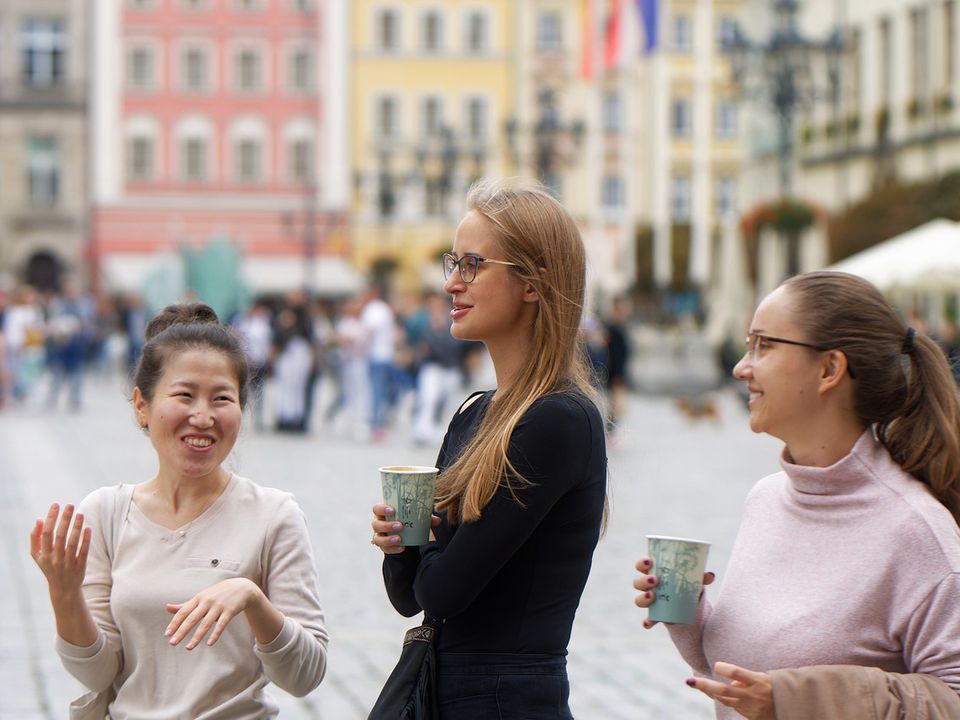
[{"x1": 89, "y1": 0, "x2": 354, "y2": 299}]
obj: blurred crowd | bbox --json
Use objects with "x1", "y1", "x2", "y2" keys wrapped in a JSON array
[{"x1": 0, "y1": 282, "x2": 637, "y2": 444}]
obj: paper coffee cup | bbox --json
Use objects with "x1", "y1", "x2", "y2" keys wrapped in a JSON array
[
  {"x1": 646, "y1": 535, "x2": 711, "y2": 625},
  {"x1": 379, "y1": 466, "x2": 439, "y2": 546}
]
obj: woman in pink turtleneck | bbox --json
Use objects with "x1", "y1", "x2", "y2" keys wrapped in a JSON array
[{"x1": 635, "y1": 271, "x2": 960, "y2": 720}]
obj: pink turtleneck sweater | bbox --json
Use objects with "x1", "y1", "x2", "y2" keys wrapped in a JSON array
[{"x1": 668, "y1": 430, "x2": 960, "y2": 719}]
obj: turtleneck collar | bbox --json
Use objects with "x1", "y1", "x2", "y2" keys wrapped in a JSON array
[{"x1": 780, "y1": 429, "x2": 884, "y2": 497}]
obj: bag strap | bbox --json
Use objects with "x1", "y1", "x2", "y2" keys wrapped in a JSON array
[{"x1": 100, "y1": 484, "x2": 135, "y2": 562}]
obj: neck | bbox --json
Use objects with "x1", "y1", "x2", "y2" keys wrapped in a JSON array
[
  {"x1": 784, "y1": 419, "x2": 867, "y2": 468},
  {"x1": 486, "y1": 335, "x2": 531, "y2": 395},
  {"x1": 147, "y1": 467, "x2": 230, "y2": 511}
]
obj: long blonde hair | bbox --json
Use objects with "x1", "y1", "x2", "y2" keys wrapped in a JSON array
[
  {"x1": 784, "y1": 271, "x2": 960, "y2": 524},
  {"x1": 435, "y1": 178, "x2": 599, "y2": 524}
]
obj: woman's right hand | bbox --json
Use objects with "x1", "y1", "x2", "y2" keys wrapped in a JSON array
[
  {"x1": 633, "y1": 557, "x2": 715, "y2": 629},
  {"x1": 30, "y1": 503, "x2": 92, "y2": 599},
  {"x1": 370, "y1": 503, "x2": 442, "y2": 556}
]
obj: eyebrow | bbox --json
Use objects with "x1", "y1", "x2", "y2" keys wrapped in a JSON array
[{"x1": 169, "y1": 381, "x2": 237, "y2": 393}]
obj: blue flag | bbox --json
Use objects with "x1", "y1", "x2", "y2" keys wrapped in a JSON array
[{"x1": 638, "y1": 0, "x2": 659, "y2": 53}]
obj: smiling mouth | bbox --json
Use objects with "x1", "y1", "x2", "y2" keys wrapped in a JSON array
[{"x1": 183, "y1": 437, "x2": 214, "y2": 448}]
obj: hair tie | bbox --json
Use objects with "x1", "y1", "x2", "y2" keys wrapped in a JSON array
[{"x1": 902, "y1": 327, "x2": 915, "y2": 355}]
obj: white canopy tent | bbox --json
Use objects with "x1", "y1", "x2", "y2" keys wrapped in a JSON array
[{"x1": 827, "y1": 218, "x2": 960, "y2": 331}]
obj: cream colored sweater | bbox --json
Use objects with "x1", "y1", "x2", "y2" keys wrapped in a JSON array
[{"x1": 57, "y1": 475, "x2": 328, "y2": 719}]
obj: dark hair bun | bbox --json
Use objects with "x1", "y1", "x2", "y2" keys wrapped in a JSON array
[{"x1": 145, "y1": 303, "x2": 220, "y2": 340}]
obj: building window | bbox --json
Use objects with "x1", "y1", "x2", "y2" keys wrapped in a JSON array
[
  {"x1": 290, "y1": 0, "x2": 315, "y2": 11},
  {"x1": 671, "y1": 98, "x2": 691, "y2": 137},
  {"x1": 945, "y1": 2, "x2": 956, "y2": 87},
  {"x1": 290, "y1": 48, "x2": 313, "y2": 92},
  {"x1": 377, "y1": 96, "x2": 399, "y2": 138},
  {"x1": 128, "y1": 137, "x2": 154, "y2": 181},
  {"x1": 128, "y1": 47, "x2": 155, "y2": 90},
  {"x1": 602, "y1": 174, "x2": 624, "y2": 209},
  {"x1": 422, "y1": 11, "x2": 443, "y2": 53},
  {"x1": 289, "y1": 139, "x2": 314, "y2": 183},
  {"x1": 127, "y1": 0, "x2": 156, "y2": 9},
  {"x1": 22, "y1": 20, "x2": 66, "y2": 88},
  {"x1": 180, "y1": 0, "x2": 210, "y2": 9},
  {"x1": 716, "y1": 99, "x2": 737, "y2": 139},
  {"x1": 910, "y1": 8, "x2": 929, "y2": 102},
  {"x1": 465, "y1": 11, "x2": 488, "y2": 54},
  {"x1": 236, "y1": 49, "x2": 262, "y2": 92},
  {"x1": 421, "y1": 97, "x2": 443, "y2": 138},
  {"x1": 235, "y1": 139, "x2": 261, "y2": 183},
  {"x1": 182, "y1": 48, "x2": 208, "y2": 92},
  {"x1": 378, "y1": 10, "x2": 400, "y2": 51},
  {"x1": 182, "y1": 138, "x2": 208, "y2": 181},
  {"x1": 537, "y1": 12, "x2": 562, "y2": 51},
  {"x1": 233, "y1": 0, "x2": 263, "y2": 10},
  {"x1": 673, "y1": 14, "x2": 692, "y2": 53},
  {"x1": 717, "y1": 16, "x2": 737, "y2": 48},
  {"x1": 670, "y1": 175, "x2": 691, "y2": 220},
  {"x1": 715, "y1": 176, "x2": 737, "y2": 218},
  {"x1": 466, "y1": 97, "x2": 487, "y2": 141},
  {"x1": 603, "y1": 90, "x2": 623, "y2": 133},
  {"x1": 27, "y1": 137, "x2": 59, "y2": 207}
]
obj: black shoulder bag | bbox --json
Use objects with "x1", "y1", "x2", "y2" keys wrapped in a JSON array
[{"x1": 367, "y1": 617, "x2": 442, "y2": 720}]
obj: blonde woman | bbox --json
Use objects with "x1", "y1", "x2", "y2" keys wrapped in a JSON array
[{"x1": 371, "y1": 179, "x2": 607, "y2": 719}]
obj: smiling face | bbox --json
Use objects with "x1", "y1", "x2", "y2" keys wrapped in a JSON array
[
  {"x1": 134, "y1": 348, "x2": 242, "y2": 483},
  {"x1": 442, "y1": 210, "x2": 539, "y2": 348},
  {"x1": 732, "y1": 286, "x2": 827, "y2": 443}
]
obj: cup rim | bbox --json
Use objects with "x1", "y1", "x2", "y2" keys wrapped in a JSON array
[
  {"x1": 646, "y1": 534, "x2": 711, "y2": 546},
  {"x1": 379, "y1": 466, "x2": 440, "y2": 474}
]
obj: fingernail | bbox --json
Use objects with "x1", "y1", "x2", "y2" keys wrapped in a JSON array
[
  {"x1": 388, "y1": 536, "x2": 401, "y2": 544},
  {"x1": 645, "y1": 591, "x2": 652, "y2": 600},
  {"x1": 391, "y1": 523, "x2": 402, "y2": 531},
  {"x1": 385, "y1": 507, "x2": 395, "y2": 515},
  {"x1": 686, "y1": 679, "x2": 697, "y2": 687},
  {"x1": 642, "y1": 558, "x2": 651, "y2": 566}
]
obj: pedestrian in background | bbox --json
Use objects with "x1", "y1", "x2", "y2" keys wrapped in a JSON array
[
  {"x1": 30, "y1": 303, "x2": 328, "y2": 718},
  {"x1": 634, "y1": 271, "x2": 960, "y2": 718},
  {"x1": 272, "y1": 307, "x2": 313, "y2": 433},
  {"x1": 603, "y1": 294, "x2": 632, "y2": 433},
  {"x1": 371, "y1": 179, "x2": 607, "y2": 719},
  {"x1": 360, "y1": 283, "x2": 398, "y2": 442}
]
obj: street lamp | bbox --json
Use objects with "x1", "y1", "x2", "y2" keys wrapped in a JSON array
[
  {"x1": 725, "y1": 0, "x2": 843, "y2": 198},
  {"x1": 505, "y1": 88, "x2": 585, "y2": 196}
]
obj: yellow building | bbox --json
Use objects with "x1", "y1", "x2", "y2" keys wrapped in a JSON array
[{"x1": 349, "y1": 0, "x2": 517, "y2": 291}]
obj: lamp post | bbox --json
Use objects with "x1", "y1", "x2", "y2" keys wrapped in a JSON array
[
  {"x1": 504, "y1": 88, "x2": 585, "y2": 196},
  {"x1": 725, "y1": 0, "x2": 843, "y2": 200},
  {"x1": 281, "y1": 179, "x2": 322, "y2": 300}
]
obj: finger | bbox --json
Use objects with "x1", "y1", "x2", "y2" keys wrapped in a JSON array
[
  {"x1": 430, "y1": 514, "x2": 442, "y2": 527},
  {"x1": 634, "y1": 590, "x2": 656, "y2": 608},
  {"x1": 714, "y1": 661, "x2": 767, "y2": 686},
  {"x1": 165, "y1": 600, "x2": 198, "y2": 637},
  {"x1": 632, "y1": 574, "x2": 657, "y2": 591},
  {"x1": 703, "y1": 571, "x2": 716, "y2": 586},
  {"x1": 642, "y1": 619, "x2": 658, "y2": 630},
  {"x1": 170, "y1": 605, "x2": 207, "y2": 645},
  {"x1": 371, "y1": 533, "x2": 405, "y2": 554},
  {"x1": 372, "y1": 503, "x2": 395, "y2": 519},
  {"x1": 635, "y1": 557, "x2": 654, "y2": 572},
  {"x1": 186, "y1": 612, "x2": 218, "y2": 650},
  {"x1": 371, "y1": 518, "x2": 404, "y2": 534},
  {"x1": 65, "y1": 513, "x2": 84, "y2": 559},
  {"x1": 76, "y1": 527, "x2": 92, "y2": 567},
  {"x1": 30, "y1": 520, "x2": 43, "y2": 558},
  {"x1": 206, "y1": 609, "x2": 237, "y2": 646},
  {"x1": 54, "y1": 505, "x2": 75, "y2": 550},
  {"x1": 687, "y1": 676, "x2": 746, "y2": 702},
  {"x1": 40, "y1": 504, "x2": 60, "y2": 552}
]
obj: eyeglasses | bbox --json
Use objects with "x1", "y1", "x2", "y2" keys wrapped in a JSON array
[
  {"x1": 744, "y1": 333, "x2": 829, "y2": 360},
  {"x1": 442, "y1": 252, "x2": 519, "y2": 284}
]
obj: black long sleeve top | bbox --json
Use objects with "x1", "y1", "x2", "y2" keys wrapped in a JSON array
[{"x1": 383, "y1": 389, "x2": 607, "y2": 653}]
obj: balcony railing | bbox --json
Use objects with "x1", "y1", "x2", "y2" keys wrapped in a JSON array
[{"x1": 0, "y1": 80, "x2": 86, "y2": 110}]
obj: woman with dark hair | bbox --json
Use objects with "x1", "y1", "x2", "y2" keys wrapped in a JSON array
[
  {"x1": 31, "y1": 303, "x2": 327, "y2": 718},
  {"x1": 370, "y1": 179, "x2": 607, "y2": 719},
  {"x1": 634, "y1": 271, "x2": 960, "y2": 719}
]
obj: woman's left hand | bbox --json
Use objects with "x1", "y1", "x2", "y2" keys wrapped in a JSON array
[
  {"x1": 165, "y1": 578, "x2": 261, "y2": 650},
  {"x1": 687, "y1": 661, "x2": 774, "y2": 720}
]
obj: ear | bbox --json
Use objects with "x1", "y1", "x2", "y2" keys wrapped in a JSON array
[
  {"x1": 521, "y1": 280, "x2": 540, "y2": 304},
  {"x1": 818, "y1": 350, "x2": 851, "y2": 395},
  {"x1": 132, "y1": 387, "x2": 148, "y2": 428}
]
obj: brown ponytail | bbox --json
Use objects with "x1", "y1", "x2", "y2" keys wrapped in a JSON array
[{"x1": 783, "y1": 272, "x2": 960, "y2": 524}]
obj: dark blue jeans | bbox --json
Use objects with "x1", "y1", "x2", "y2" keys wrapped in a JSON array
[{"x1": 436, "y1": 652, "x2": 573, "y2": 720}]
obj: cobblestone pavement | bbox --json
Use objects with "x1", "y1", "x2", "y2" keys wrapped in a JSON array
[{"x1": 0, "y1": 373, "x2": 781, "y2": 719}]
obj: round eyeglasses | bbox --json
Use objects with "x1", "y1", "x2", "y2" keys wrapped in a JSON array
[{"x1": 442, "y1": 252, "x2": 519, "y2": 284}]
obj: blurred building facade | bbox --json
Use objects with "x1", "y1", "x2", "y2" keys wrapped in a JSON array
[
  {"x1": 0, "y1": 0, "x2": 88, "y2": 291},
  {"x1": 348, "y1": 0, "x2": 515, "y2": 292},
  {"x1": 88, "y1": 0, "x2": 356, "y2": 300},
  {"x1": 794, "y1": 0, "x2": 960, "y2": 210}
]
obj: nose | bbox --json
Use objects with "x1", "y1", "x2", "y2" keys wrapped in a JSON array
[
  {"x1": 442, "y1": 269, "x2": 464, "y2": 295},
  {"x1": 732, "y1": 352, "x2": 751, "y2": 381},
  {"x1": 189, "y1": 403, "x2": 214, "y2": 427}
]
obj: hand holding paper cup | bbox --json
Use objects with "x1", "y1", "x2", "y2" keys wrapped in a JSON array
[
  {"x1": 379, "y1": 466, "x2": 439, "y2": 546},
  {"x1": 646, "y1": 535, "x2": 711, "y2": 625}
]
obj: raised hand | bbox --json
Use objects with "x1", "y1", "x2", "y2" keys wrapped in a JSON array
[
  {"x1": 31, "y1": 503, "x2": 92, "y2": 599},
  {"x1": 165, "y1": 577, "x2": 264, "y2": 650}
]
